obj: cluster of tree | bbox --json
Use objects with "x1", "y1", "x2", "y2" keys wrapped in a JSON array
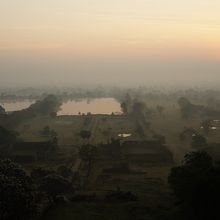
[
  {"x1": 120, "y1": 94, "x2": 150, "y2": 118},
  {"x1": 0, "y1": 159, "x2": 36, "y2": 220},
  {"x1": 130, "y1": 101, "x2": 148, "y2": 119},
  {"x1": 120, "y1": 93, "x2": 132, "y2": 115},
  {"x1": 169, "y1": 151, "x2": 220, "y2": 220},
  {"x1": 156, "y1": 105, "x2": 165, "y2": 115},
  {"x1": 38, "y1": 126, "x2": 58, "y2": 147},
  {"x1": 0, "y1": 159, "x2": 74, "y2": 220},
  {"x1": 120, "y1": 94, "x2": 156, "y2": 128},
  {"x1": 201, "y1": 119, "x2": 211, "y2": 135},
  {"x1": 118, "y1": 88, "x2": 220, "y2": 105},
  {"x1": 79, "y1": 144, "x2": 98, "y2": 178},
  {"x1": 39, "y1": 174, "x2": 73, "y2": 203},
  {"x1": 0, "y1": 126, "x2": 18, "y2": 146},
  {"x1": 28, "y1": 95, "x2": 61, "y2": 116},
  {"x1": 179, "y1": 128, "x2": 208, "y2": 149},
  {"x1": 41, "y1": 125, "x2": 58, "y2": 141},
  {"x1": 105, "y1": 187, "x2": 137, "y2": 202},
  {"x1": 191, "y1": 134, "x2": 207, "y2": 149},
  {"x1": 78, "y1": 130, "x2": 91, "y2": 142},
  {"x1": 179, "y1": 128, "x2": 197, "y2": 141},
  {"x1": 135, "y1": 121, "x2": 147, "y2": 138},
  {"x1": 178, "y1": 97, "x2": 199, "y2": 119},
  {"x1": 178, "y1": 97, "x2": 220, "y2": 119},
  {"x1": 130, "y1": 102, "x2": 151, "y2": 138},
  {"x1": 120, "y1": 95, "x2": 154, "y2": 139}
]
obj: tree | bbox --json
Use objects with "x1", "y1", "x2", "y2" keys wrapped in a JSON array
[
  {"x1": 125, "y1": 93, "x2": 132, "y2": 109},
  {"x1": 39, "y1": 174, "x2": 73, "y2": 203},
  {"x1": 0, "y1": 159, "x2": 36, "y2": 220},
  {"x1": 156, "y1": 105, "x2": 164, "y2": 115},
  {"x1": 31, "y1": 167, "x2": 54, "y2": 183},
  {"x1": 0, "y1": 105, "x2": 6, "y2": 115},
  {"x1": 131, "y1": 101, "x2": 147, "y2": 120},
  {"x1": 41, "y1": 125, "x2": 50, "y2": 136},
  {"x1": 0, "y1": 126, "x2": 17, "y2": 145},
  {"x1": 183, "y1": 151, "x2": 213, "y2": 169},
  {"x1": 50, "y1": 112, "x2": 57, "y2": 118},
  {"x1": 28, "y1": 95, "x2": 61, "y2": 116},
  {"x1": 135, "y1": 121, "x2": 146, "y2": 138},
  {"x1": 79, "y1": 144, "x2": 97, "y2": 178},
  {"x1": 57, "y1": 166, "x2": 73, "y2": 178},
  {"x1": 179, "y1": 128, "x2": 197, "y2": 141},
  {"x1": 102, "y1": 129, "x2": 111, "y2": 142},
  {"x1": 201, "y1": 119, "x2": 211, "y2": 135},
  {"x1": 168, "y1": 151, "x2": 220, "y2": 220},
  {"x1": 178, "y1": 97, "x2": 193, "y2": 119},
  {"x1": 152, "y1": 133, "x2": 166, "y2": 144},
  {"x1": 78, "y1": 130, "x2": 91, "y2": 141},
  {"x1": 191, "y1": 134, "x2": 207, "y2": 149},
  {"x1": 120, "y1": 102, "x2": 128, "y2": 115}
]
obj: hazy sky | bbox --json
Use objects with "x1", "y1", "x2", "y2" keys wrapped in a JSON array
[{"x1": 0, "y1": 0, "x2": 220, "y2": 87}]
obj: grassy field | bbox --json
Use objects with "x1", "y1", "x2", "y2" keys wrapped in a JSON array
[
  {"x1": 15, "y1": 100, "x2": 220, "y2": 164},
  {"x1": 41, "y1": 200, "x2": 177, "y2": 220},
  {"x1": 16, "y1": 116, "x2": 85, "y2": 146},
  {"x1": 42, "y1": 164, "x2": 174, "y2": 220}
]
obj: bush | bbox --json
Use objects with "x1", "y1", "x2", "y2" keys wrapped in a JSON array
[
  {"x1": 168, "y1": 151, "x2": 220, "y2": 220},
  {"x1": 0, "y1": 159, "x2": 36, "y2": 220}
]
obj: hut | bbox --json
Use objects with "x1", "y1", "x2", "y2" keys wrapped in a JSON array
[
  {"x1": 121, "y1": 139, "x2": 173, "y2": 164},
  {"x1": 10, "y1": 141, "x2": 56, "y2": 163}
]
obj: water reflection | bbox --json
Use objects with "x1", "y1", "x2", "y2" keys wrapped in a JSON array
[
  {"x1": 0, "y1": 98, "x2": 122, "y2": 115},
  {"x1": 58, "y1": 98, "x2": 122, "y2": 115},
  {"x1": 118, "y1": 133, "x2": 132, "y2": 138},
  {"x1": 0, "y1": 100, "x2": 34, "y2": 112}
]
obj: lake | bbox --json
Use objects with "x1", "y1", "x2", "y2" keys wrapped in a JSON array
[
  {"x1": 58, "y1": 98, "x2": 122, "y2": 115},
  {"x1": 0, "y1": 98, "x2": 122, "y2": 115},
  {"x1": 0, "y1": 100, "x2": 35, "y2": 112}
]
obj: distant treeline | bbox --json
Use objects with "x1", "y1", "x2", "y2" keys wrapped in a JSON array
[{"x1": 2, "y1": 87, "x2": 220, "y2": 104}]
